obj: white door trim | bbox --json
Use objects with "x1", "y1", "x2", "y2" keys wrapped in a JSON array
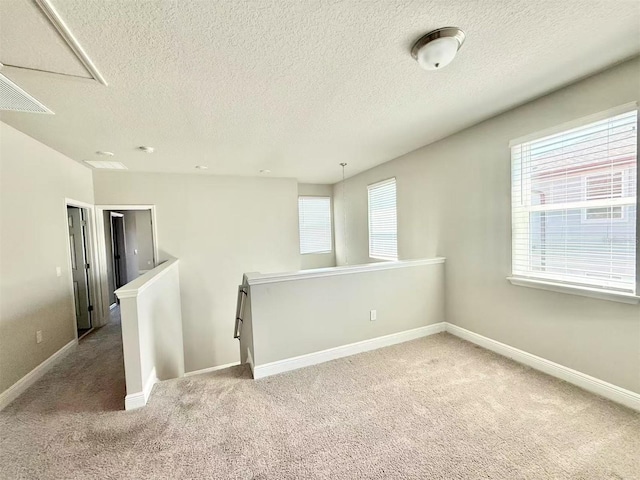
[{"x1": 64, "y1": 198, "x2": 103, "y2": 334}]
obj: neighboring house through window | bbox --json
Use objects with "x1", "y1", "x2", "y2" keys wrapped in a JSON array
[
  {"x1": 510, "y1": 105, "x2": 637, "y2": 294},
  {"x1": 584, "y1": 171, "x2": 625, "y2": 221}
]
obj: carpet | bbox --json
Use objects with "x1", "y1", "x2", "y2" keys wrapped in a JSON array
[{"x1": 1, "y1": 314, "x2": 638, "y2": 479}]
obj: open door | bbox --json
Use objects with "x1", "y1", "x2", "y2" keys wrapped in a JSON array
[
  {"x1": 67, "y1": 206, "x2": 92, "y2": 336},
  {"x1": 111, "y1": 213, "x2": 127, "y2": 290}
]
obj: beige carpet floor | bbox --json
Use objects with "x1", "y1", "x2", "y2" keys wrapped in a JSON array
[{"x1": 1, "y1": 313, "x2": 639, "y2": 479}]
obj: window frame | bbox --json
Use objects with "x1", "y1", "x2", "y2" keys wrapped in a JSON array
[
  {"x1": 367, "y1": 177, "x2": 398, "y2": 261},
  {"x1": 297, "y1": 195, "x2": 333, "y2": 255},
  {"x1": 508, "y1": 103, "x2": 639, "y2": 303}
]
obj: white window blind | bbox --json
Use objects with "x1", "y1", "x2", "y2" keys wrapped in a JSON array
[
  {"x1": 511, "y1": 106, "x2": 637, "y2": 294},
  {"x1": 368, "y1": 178, "x2": 397, "y2": 260},
  {"x1": 298, "y1": 196, "x2": 332, "y2": 254}
]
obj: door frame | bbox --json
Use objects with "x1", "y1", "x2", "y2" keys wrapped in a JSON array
[
  {"x1": 109, "y1": 212, "x2": 126, "y2": 303},
  {"x1": 95, "y1": 205, "x2": 159, "y2": 324},
  {"x1": 64, "y1": 198, "x2": 103, "y2": 338}
]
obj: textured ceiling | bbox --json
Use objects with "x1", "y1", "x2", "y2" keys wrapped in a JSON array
[
  {"x1": 0, "y1": 0, "x2": 639, "y2": 183},
  {"x1": 0, "y1": 0, "x2": 91, "y2": 78}
]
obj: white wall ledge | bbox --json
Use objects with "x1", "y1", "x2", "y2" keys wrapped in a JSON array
[
  {"x1": 115, "y1": 257, "x2": 179, "y2": 299},
  {"x1": 245, "y1": 257, "x2": 446, "y2": 285},
  {"x1": 507, "y1": 276, "x2": 639, "y2": 305}
]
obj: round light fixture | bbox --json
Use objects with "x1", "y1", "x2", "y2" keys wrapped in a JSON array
[
  {"x1": 96, "y1": 150, "x2": 115, "y2": 156},
  {"x1": 195, "y1": 165, "x2": 208, "y2": 170},
  {"x1": 411, "y1": 27, "x2": 465, "y2": 71},
  {"x1": 138, "y1": 146, "x2": 155, "y2": 153},
  {"x1": 259, "y1": 169, "x2": 271, "y2": 174}
]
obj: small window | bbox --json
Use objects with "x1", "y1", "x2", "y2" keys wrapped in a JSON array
[
  {"x1": 510, "y1": 106, "x2": 637, "y2": 294},
  {"x1": 368, "y1": 178, "x2": 397, "y2": 260},
  {"x1": 584, "y1": 206, "x2": 623, "y2": 221},
  {"x1": 298, "y1": 196, "x2": 332, "y2": 254},
  {"x1": 584, "y1": 172, "x2": 625, "y2": 221}
]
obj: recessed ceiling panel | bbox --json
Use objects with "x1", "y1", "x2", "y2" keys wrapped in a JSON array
[{"x1": 0, "y1": 0, "x2": 91, "y2": 78}]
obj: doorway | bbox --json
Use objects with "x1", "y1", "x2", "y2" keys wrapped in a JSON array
[
  {"x1": 67, "y1": 206, "x2": 93, "y2": 339},
  {"x1": 110, "y1": 213, "x2": 127, "y2": 295},
  {"x1": 101, "y1": 207, "x2": 157, "y2": 310}
]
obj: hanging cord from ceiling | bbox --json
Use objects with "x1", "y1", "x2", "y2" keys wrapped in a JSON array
[{"x1": 340, "y1": 163, "x2": 349, "y2": 265}]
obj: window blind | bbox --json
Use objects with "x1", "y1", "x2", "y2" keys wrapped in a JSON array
[
  {"x1": 298, "y1": 196, "x2": 332, "y2": 254},
  {"x1": 511, "y1": 106, "x2": 637, "y2": 293},
  {"x1": 368, "y1": 178, "x2": 398, "y2": 260}
]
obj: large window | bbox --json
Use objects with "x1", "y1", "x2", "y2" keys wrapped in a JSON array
[
  {"x1": 368, "y1": 178, "x2": 397, "y2": 260},
  {"x1": 510, "y1": 106, "x2": 637, "y2": 295},
  {"x1": 298, "y1": 196, "x2": 332, "y2": 254}
]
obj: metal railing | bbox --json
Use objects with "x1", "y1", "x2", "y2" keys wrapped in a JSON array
[{"x1": 234, "y1": 284, "x2": 247, "y2": 339}]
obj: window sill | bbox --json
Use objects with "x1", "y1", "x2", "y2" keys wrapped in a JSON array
[{"x1": 507, "y1": 276, "x2": 639, "y2": 305}]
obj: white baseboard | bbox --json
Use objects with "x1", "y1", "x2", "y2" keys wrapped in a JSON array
[
  {"x1": 124, "y1": 393, "x2": 143, "y2": 410},
  {"x1": 0, "y1": 339, "x2": 77, "y2": 411},
  {"x1": 184, "y1": 361, "x2": 241, "y2": 377},
  {"x1": 252, "y1": 322, "x2": 445, "y2": 380},
  {"x1": 445, "y1": 323, "x2": 640, "y2": 412},
  {"x1": 124, "y1": 367, "x2": 157, "y2": 411}
]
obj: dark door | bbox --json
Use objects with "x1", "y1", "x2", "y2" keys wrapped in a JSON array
[
  {"x1": 67, "y1": 206, "x2": 92, "y2": 331},
  {"x1": 111, "y1": 215, "x2": 127, "y2": 290}
]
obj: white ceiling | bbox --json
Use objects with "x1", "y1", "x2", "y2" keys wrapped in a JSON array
[{"x1": 0, "y1": 0, "x2": 639, "y2": 184}]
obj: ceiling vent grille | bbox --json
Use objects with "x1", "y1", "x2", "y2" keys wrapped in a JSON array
[
  {"x1": 84, "y1": 160, "x2": 128, "y2": 170},
  {"x1": 0, "y1": 72, "x2": 53, "y2": 114}
]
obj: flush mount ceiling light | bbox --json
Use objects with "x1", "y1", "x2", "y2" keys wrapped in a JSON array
[
  {"x1": 411, "y1": 27, "x2": 465, "y2": 71},
  {"x1": 195, "y1": 165, "x2": 208, "y2": 170},
  {"x1": 95, "y1": 150, "x2": 114, "y2": 156},
  {"x1": 259, "y1": 169, "x2": 271, "y2": 174},
  {"x1": 138, "y1": 146, "x2": 155, "y2": 153}
]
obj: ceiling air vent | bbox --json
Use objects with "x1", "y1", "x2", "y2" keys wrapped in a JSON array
[
  {"x1": 84, "y1": 160, "x2": 128, "y2": 170},
  {"x1": 0, "y1": 72, "x2": 54, "y2": 114}
]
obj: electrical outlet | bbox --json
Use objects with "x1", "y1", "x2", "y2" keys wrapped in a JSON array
[
  {"x1": 36, "y1": 330, "x2": 43, "y2": 344},
  {"x1": 370, "y1": 310, "x2": 377, "y2": 321}
]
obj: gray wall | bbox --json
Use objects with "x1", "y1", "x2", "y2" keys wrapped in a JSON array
[
  {"x1": 0, "y1": 122, "x2": 94, "y2": 394},
  {"x1": 298, "y1": 183, "x2": 336, "y2": 270},
  {"x1": 249, "y1": 262, "x2": 444, "y2": 365},
  {"x1": 93, "y1": 171, "x2": 301, "y2": 372},
  {"x1": 333, "y1": 58, "x2": 640, "y2": 393},
  {"x1": 134, "y1": 210, "x2": 154, "y2": 273},
  {"x1": 123, "y1": 211, "x2": 139, "y2": 283}
]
